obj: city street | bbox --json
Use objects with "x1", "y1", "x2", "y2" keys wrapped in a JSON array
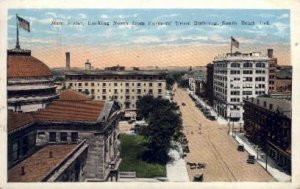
[{"x1": 173, "y1": 85, "x2": 274, "y2": 182}]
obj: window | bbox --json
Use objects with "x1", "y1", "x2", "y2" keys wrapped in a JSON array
[
  {"x1": 85, "y1": 83, "x2": 88, "y2": 86},
  {"x1": 243, "y1": 70, "x2": 253, "y2": 74},
  {"x1": 149, "y1": 83, "x2": 153, "y2": 87},
  {"x1": 126, "y1": 83, "x2": 129, "y2": 87},
  {"x1": 12, "y1": 142, "x2": 19, "y2": 161},
  {"x1": 256, "y1": 62, "x2": 265, "y2": 68},
  {"x1": 91, "y1": 83, "x2": 94, "y2": 86},
  {"x1": 126, "y1": 95, "x2": 130, "y2": 100},
  {"x1": 132, "y1": 83, "x2": 135, "y2": 86},
  {"x1": 126, "y1": 89, "x2": 129, "y2": 94},
  {"x1": 114, "y1": 83, "x2": 118, "y2": 86},
  {"x1": 78, "y1": 83, "x2": 82, "y2": 87},
  {"x1": 69, "y1": 83, "x2": 73, "y2": 87},
  {"x1": 78, "y1": 89, "x2": 82, "y2": 92},
  {"x1": 71, "y1": 132, "x2": 78, "y2": 143},
  {"x1": 158, "y1": 89, "x2": 162, "y2": 94},
  {"x1": 102, "y1": 89, "x2": 106, "y2": 94},
  {"x1": 114, "y1": 89, "x2": 118, "y2": 94},
  {"x1": 102, "y1": 95, "x2": 106, "y2": 100},
  {"x1": 243, "y1": 62, "x2": 253, "y2": 68},
  {"x1": 255, "y1": 77, "x2": 265, "y2": 82},
  {"x1": 60, "y1": 132, "x2": 68, "y2": 142},
  {"x1": 230, "y1": 70, "x2": 240, "y2": 74},
  {"x1": 269, "y1": 104, "x2": 273, "y2": 110},
  {"x1": 49, "y1": 132, "x2": 56, "y2": 142},
  {"x1": 231, "y1": 62, "x2": 240, "y2": 67},
  {"x1": 102, "y1": 83, "x2": 106, "y2": 87},
  {"x1": 137, "y1": 89, "x2": 141, "y2": 94},
  {"x1": 137, "y1": 83, "x2": 141, "y2": 87},
  {"x1": 158, "y1": 83, "x2": 162, "y2": 87},
  {"x1": 91, "y1": 89, "x2": 95, "y2": 94},
  {"x1": 243, "y1": 77, "x2": 252, "y2": 82},
  {"x1": 242, "y1": 91, "x2": 252, "y2": 95},
  {"x1": 149, "y1": 89, "x2": 153, "y2": 94},
  {"x1": 230, "y1": 91, "x2": 240, "y2": 95},
  {"x1": 263, "y1": 101, "x2": 267, "y2": 107}
]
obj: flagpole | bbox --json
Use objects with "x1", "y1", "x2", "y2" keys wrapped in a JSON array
[
  {"x1": 230, "y1": 37, "x2": 232, "y2": 55},
  {"x1": 16, "y1": 14, "x2": 20, "y2": 49}
]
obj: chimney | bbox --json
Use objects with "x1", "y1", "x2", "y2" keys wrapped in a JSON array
[
  {"x1": 21, "y1": 166, "x2": 25, "y2": 175},
  {"x1": 267, "y1": 49, "x2": 273, "y2": 58},
  {"x1": 66, "y1": 52, "x2": 70, "y2": 70},
  {"x1": 49, "y1": 150, "x2": 53, "y2": 158},
  {"x1": 85, "y1": 59, "x2": 91, "y2": 70}
]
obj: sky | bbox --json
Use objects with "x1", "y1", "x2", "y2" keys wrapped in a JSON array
[{"x1": 7, "y1": 9, "x2": 290, "y2": 68}]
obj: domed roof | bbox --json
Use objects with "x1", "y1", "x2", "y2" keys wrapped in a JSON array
[{"x1": 7, "y1": 54, "x2": 52, "y2": 78}]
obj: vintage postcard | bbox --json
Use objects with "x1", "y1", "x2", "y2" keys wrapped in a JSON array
[{"x1": 0, "y1": 0, "x2": 299, "y2": 189}]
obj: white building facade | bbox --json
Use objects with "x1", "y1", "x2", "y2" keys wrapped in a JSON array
[
  {"x1": 213, "y1": 52, "x2": 270, "y2": 123},
  {"x1": 64, "y1": 70, "x2": 168, "y2": 110}
]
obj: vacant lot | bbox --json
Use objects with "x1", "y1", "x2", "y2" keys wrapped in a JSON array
[{"x1": 119, "y1": 134, "x2": 166, "y2": 178}]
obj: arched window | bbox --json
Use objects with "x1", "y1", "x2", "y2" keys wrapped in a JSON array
[
  {"x1": 231, "y1": 62, "x2": 241, "y2": 68},
  {"x1": 243, "y1": 62, "x2": 253, "y2": 68},
  {"x1": 256, "y1": 62, "x2": 265, "y2": 68}
]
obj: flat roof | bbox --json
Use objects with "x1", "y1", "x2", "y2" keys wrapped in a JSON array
[
  {"x1": 65, "y1": 69, "x2": 168, "y2": 76},
  {"x1": 8, "y1": 144, "x2": 78, "y2": 182}
]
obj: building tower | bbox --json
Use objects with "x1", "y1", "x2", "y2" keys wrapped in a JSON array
[{"x1": 66, "y1": 52, "x2": 70, "y2": 70}]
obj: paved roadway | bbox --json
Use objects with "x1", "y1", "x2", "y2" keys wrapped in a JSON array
[{"x1": 173, "y1": 86, "x2": 274, "y2": 182}]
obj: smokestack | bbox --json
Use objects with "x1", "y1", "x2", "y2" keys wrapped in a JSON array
[
  {"x1": 85, "y1": 59, "x2": 91, "y2": 70},
  {"x1": 66, "y1": 52, "x2": 70, "y2": 70},
  {"x1": 267, "y1": 49, "x2": 273, "y2": 58}
]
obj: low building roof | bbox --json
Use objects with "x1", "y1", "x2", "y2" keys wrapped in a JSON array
[
  {"x1": 65, "y1": 69, "x2": 168, "y2": 76},
  {"x1": 7, "y1": 112, "x2": 34, "y2": 133},
  {"x1": 34, "y1": 100, "x2": 105, "y2": 122},
  {"x1": 8, "y1": 90, "x2": 112, "y2": 133},
  {"x1": 8, "y1": 144, "x2": 78, "y2": 182},
  {"x1": 58, "y1": 89, "x2": 92, "y2": 101},
  {"x1": 246, "y1": 96, "x2": 291, "y2": 119}
]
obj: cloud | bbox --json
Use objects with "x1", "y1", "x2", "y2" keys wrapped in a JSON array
[
  {"x1": 101, "y1": 14, "x2": 109, "y2": 19},
  {"x1": 45, "y1": 12, "x2": 58, "y2": 18},
  {"x1": 133, "y1": 36, "x2": 161, "y2": 44},
  {"x1": 277, "y1": 13, "x2": 289, "y2": 19},
  {"x1": 273, "y1": 22, "x2": 289, "y2": 33},
  {"x1": 79, "y1": 13, "x2": 87, "y2": 19},
  {"x1": 117, "y1": 14, "x2": 138, "y2": 19}
]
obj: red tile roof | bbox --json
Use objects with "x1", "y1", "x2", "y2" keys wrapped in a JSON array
[
  {"x1": 58, "y1": 89, "x2": 91, "y2": 101},
  {"x1": 7, "y1": 112, "x2": 34, "y2": 133},
  {"x1": 34, "y1": 100, "x2": 105, "y2": 122},
  {"x1": 8, "y1": 55, "x2": 52, "y2": 78},
  {"x1": 8, "y1": 144, "x2": 77, "y2": 182}
]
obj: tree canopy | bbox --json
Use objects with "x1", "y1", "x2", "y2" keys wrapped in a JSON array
[{"x1": 136, "y1": 96, "x2": 182, "y2": 164}]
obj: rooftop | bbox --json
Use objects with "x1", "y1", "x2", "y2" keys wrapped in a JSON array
[
  {"x1": 8, "y1": 90, "x2": 112, "y2": 133},
  {"x1": 7, "y1": 52, "x2": 52, "y2": 78},
  {"x1": 213, "y1": 51, "x2": 270, "y2": 62},
  {"x1": 7, "y1": 112, "x2": 34, "y2": 133},
  {"x1": 8, "y1": 144, "x2": 78, "y2": 182},
  {"x1": 58, "y1": 89, "x2": 92, "y2": 101},
  {"x1": 246, "y1": 96, "x2": 291, "y2": 119},
  {"x1": 65, "y1": 69, "x2": 168, "y2": 76}
]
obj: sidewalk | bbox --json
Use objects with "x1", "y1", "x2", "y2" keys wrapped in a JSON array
[
  {"x1": 232, "y1": 132, "x2": 291, "y2": 182},
  {"x1": 190, "y1": 91, "x2": 227, "y2": 125},
  {"x1": 166, "y1": 143, "x2": 190, "y2": 182}
]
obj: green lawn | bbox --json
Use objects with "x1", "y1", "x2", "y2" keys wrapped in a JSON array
[{"x1": 119, "y1": 134, "x2": 166, "y2": 178}]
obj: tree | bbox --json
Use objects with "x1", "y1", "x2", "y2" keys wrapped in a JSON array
[{"x1": 136, "y1": 96, "x2": 182, "y2": 164}]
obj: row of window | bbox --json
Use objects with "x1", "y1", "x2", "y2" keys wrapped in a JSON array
[
  {"x1": 70, "y1": 82, "x2": 163, "y2": 88},
  {"x1": 47, "y1": 132, "x2": 78, "y2": 143},
  {"x1": 66, "y1": 76, "x2": 165, "y2": 81},
  {"x1": 77, "y1": 88, "x2": 162, "y2": 94}
]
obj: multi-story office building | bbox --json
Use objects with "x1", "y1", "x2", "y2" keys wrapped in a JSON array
[
  {"x1": 243, "y1": 96, "x2": 291, "y2": 173},
  {"x1": 213, "y1": 51, "x2": 271, "y2": 122},
  {"x1": 64, "y1": 69, "x2": 168, "y2": 110}
]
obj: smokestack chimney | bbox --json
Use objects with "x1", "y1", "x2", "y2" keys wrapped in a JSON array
[
  {"x1": 66, "y1": 52, "x2": 70, "y2": 70},
  {"x1": 49, "y1": 151, "x2": 53, "y2": 158},
  {"x1": 21, "y1": 166, "x2": 25, "y2": 175},
  {"x1": 85, "y1": 59, "x2": 91, "y2": 70},
  {"x1": 267, "y1": 49, "x2": 273, "y2": 58}
]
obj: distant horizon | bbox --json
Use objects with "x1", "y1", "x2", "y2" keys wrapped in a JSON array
[{"x1": 8, "y1": 9, "x2": 291, "y2": 68}]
